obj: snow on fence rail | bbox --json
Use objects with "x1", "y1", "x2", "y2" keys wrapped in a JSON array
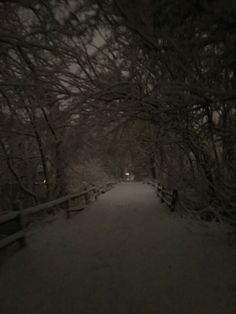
[
  {"x1": 0, "y1": 182, "x2": 116, "y2": 250},
  {"x1": 148, "y1": 180, "x2": 178, "y2": 211}
]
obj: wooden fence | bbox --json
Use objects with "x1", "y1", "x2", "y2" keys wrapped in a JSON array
[
  {"x1": 0, "y1": 182, "x2": 116, "y2": 251},
  {"x1": 148, "y1": 180, "x2": 178, "y2": 212}
]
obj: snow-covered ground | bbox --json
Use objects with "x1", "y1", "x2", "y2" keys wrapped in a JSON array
[{"x1": 0, "y1": 183, "x2": 235, "y2": 314}]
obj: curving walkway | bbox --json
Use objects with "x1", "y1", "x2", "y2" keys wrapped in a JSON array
[{"x1": 0, "y1": 183, "x2": 235, "y2": 314}]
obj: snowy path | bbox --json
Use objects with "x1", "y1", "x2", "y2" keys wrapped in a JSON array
[{"x1": 0, "y1": 183, "x2": 235, "y2": 314}]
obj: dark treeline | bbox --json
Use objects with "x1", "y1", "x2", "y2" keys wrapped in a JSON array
[{"x1": 0, "y1": 0, "x2": 235, "y2": 223}]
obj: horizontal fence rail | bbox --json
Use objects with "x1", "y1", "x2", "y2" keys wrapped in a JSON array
[
  {"x1": 148, "y1": 180, "x2": 178, "y2": 212},
  {"x1": 0, "y1": 181, "x2": 116, "y2": 250}
]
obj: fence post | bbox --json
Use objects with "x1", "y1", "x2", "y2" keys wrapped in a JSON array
[
  {"x1": 16, "y1": 200, "x2": 26, "y2": 247},
  {"x1": 84, "y1": 192, "x2": 90, "y2": 204},
  {"x1": 170, "y1": 189, "x2": 178, "y2": 211},
  {"x1": 95, "y1": 189, "x2": 98, "y2": 200},
  {"x1": 66, "y1": 200, "x2": 71, "y2": 219},
  {"x1": 160, "y1": 186, "x2": 164, "y2": 203}
]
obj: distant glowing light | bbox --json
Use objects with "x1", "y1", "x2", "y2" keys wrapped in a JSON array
[
  {"x1": 43, "y1": 179, "x2": 47, "y2": 184},
  {"x1": 125, "y1": 172, "x2": 130, "y2": 176}
]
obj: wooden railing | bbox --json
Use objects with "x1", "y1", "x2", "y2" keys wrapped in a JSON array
[
  {"x1": 148, "y1": 180, "x2": 178, "y2": 212},
  {"x1": 0, "y1": 182, "x2": 116, "y2": 250}
]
